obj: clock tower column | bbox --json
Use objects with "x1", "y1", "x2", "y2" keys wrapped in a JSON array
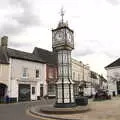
[{"x1": 52, "y1": 9, "x2": 75, "y2": 107}]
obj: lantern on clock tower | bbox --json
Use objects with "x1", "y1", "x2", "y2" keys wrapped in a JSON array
[{"x1": 52, "y1": 9, "x2": 75, "y2": 107}]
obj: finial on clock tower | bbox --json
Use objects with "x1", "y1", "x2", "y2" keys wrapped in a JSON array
[
  {"x1": 60, "y1": 7, "x2": 65, "y2": 23},
  {"x1": 58, "y1": 7, "x2": 68, "y2": 28}
]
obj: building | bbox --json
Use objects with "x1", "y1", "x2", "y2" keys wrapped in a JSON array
[
  {"x1": 0, "y1": 35, "x2": 106, "y2": 102},
  {"x1": 0, "y1": 36, "x2": 47, "y2": 102},
  {"x1": 90, "y1": 71, "x2": 99, "y2": 90},
  {"x1": 33, "y1": 47, "x2": 57, "y2": 98},
  {"x1": 99, "y1": 74, "x2": 108, "y2": 90},
  {"x1": 72, "y1": 59, "x2": 91, "y2": 96},
  {"x1": 105, "y1": 58, "x2": 120, "y2": 96},
  {"x1": 32, "y1": 47, "x2": 103, "y2": 98}
]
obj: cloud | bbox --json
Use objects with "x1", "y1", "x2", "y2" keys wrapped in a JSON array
[
  {"x1": 10, "y1": 0, "x2": 40, "y2": 27},
  {"x1": 9, "y1": 41, "x2": 33, "y2": 48},
  {"x1": 73, "y1": 39, "x2": 101, "y2": 57},
  {"x1": 0, "y1": 20, "x2": 23, "y2": 35},
  {"x1": 73, "y1": 48, "x2": 94, "y2": 57},
  {"x1": 0, "y1": 0, "x2": 40, "y2": 35},
  {"x1": 106, "y1": 0, "x2": 120, "y2": 5},
  {"x1": 103, "y1": 51, "x2": 119, "y2": 60}
]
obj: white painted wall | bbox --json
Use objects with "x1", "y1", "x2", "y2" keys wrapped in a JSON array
[
  {"x1": 9, "y1": 58, "x2": 46, "y2": 101},
  {"x1": 72, "y1": 59, "x2": 90, "y2": 82},
  {"x1": 106, "y1": 67, "x2": 120, "y2": 96},
  {"x1": 0, "y1": 64, "x2": 9, "y2": 86},
  {"x1": 84, "y1": 87, "x2": 95, "y2": 96},
  {"x1": 72, "y1": 59, "x2": 83, "y2": 81}
]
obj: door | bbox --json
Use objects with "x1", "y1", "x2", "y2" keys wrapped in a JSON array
[
  {"x1": 18, "y1": 84, "x2": 31, "y2": 101},
  {"x1": 0, "y1": 83, "x2": 7, "y2": 103},
  {"x1": 40, "y1": 84, "x2": 43, "y2": 97},
  {"x1": 117, "y1": 81, "x2": 120, "y2": 94}
]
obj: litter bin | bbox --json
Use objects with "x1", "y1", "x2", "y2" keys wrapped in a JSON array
[{"x1": 75, "y1": 96, "x2": 88, "y2": 106}]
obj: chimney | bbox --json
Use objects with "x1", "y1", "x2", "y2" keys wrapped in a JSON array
[{"x1": 1, "y1": 36, "x2": 8, "y2": 48}]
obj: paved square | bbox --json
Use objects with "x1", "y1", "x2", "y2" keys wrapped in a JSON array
[{"x1": 53, "y1": 97, "x2": 120, "y2": 120}]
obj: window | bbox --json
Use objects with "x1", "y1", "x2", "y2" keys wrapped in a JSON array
[
  {"x1": 73, "y1": 72, "x2": 75, "y2": 80},
  {"x1": 23, "y1": 68, "x2": 28, "y2": 77},
  {"x1": 78, "y1": 74, "x2": 80, "y2": 81},
  {"x1": 48, "y1": 69, "x2": 54, "y2": 79},
  {"x1": 48, "y1": 84, "x2": 56, "y2": 96},
  {"x1": 36, "y1": 69, "x2": 39, "y2": 78},
  {"x1": 32, "y1": 87, "x2": 35, "y2": 94}
]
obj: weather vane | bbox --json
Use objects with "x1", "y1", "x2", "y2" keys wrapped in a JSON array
[{"x1": 60, "y1": 7, "x2": 65, "y2": 23}]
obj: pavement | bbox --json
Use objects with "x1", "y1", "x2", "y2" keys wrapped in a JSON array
[
  {"x1": 1, "y1": 97, "x2": 120, "y2": 120},
  {"x1": 28, "y1": 99, "x2": 90, "y2": 120},
  {"x1": 28, "y1": 97, "x2": 120, "y2": 120}
]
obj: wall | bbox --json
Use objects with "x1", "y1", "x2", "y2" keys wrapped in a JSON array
[
  {"x1": 72, "y1": 59, "x2": 83, "y2": 81},
  {"x1": 0, "y1": 64, "x2": 9, "y2": 86},
  {"x1": 106, "y1": 67, "x2": 120, "y2": 96},
  {"x1": 72, "y1": 59, "x2": 90, "y2": 82},
  {"x1": 46, "y1": 65, "x2": 57, "y2": 97},
  {"x1": 9, "y1": 58, "x2": 46, "y2": 101}
]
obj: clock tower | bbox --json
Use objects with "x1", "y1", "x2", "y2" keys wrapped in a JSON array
[{"x1": 52, "y1": 8, "x2": 75, "y2": 107}]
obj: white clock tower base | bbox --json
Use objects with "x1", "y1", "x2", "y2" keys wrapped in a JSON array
[{"x1": 54, "y1": 50, "x2": 75, "y2": 108}]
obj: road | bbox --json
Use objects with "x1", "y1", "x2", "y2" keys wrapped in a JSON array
[{"x1": 0, "y1": 99, "x2": 54, "y2": 120}]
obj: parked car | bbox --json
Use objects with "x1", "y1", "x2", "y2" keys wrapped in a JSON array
[{"x1": 94, "y1": 89, "x2": 111, "y2": 101}]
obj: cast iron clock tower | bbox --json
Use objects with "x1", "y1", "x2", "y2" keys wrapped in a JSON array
[{"x1": 52, "y1": 8, "x2": 75, "y2": 107}]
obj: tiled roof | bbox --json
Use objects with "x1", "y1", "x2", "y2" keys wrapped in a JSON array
[
  {"x1": 0, "y1": 47, "x2": 45, "y2": 64},
  {"x1": 33, "y1": 47, "x2": 57, "y2": 65},
  {"x1": 105, "y1": 58, "x2": 120, "y2": 68}
]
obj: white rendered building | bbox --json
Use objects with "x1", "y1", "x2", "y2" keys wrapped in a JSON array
[
  {"x1": 0, "y1": 36, "x2": 47, "y2": 102},
  {"x1": 105, "y1": 58, "x2": 120, "y2": 96},
  {"x1": 72, "y1": 59, "x2": 95, "y2": 96}
]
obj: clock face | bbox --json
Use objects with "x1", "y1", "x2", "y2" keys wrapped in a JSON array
[
  {"x1": 66, "y1": 31, "x2": 72, "y2": 42},
  {"x1": 55, "y1": 31, "x2": 64, "y2": 41},
  {"x1": 52, "y1": 28, "x2": 74, "y2": 50}
]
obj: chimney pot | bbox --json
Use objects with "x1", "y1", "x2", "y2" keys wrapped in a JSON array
[{"x1": 1, "y1": 36, "x2": 8, "y2": 47}]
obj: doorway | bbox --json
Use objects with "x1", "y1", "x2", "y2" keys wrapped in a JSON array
[
  {"x1": 117, "y1": 81, "x2": 120, "y2": 94},
  {"x1": 40, "y1": 84, "x2": 43, "y2": 97},
  {"x1": 0, "y1": 83, "x2": 7, "y2": 103},
  {"x1": 18, "y1": 84, "x2": 31, "y2": 101}
]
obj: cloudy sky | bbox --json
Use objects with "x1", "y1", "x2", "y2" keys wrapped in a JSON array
[{"x1": 0, "y1": 0, "x2": 120, "y2": 77}]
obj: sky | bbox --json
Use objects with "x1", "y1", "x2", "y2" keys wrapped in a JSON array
[{"x1": 0, "y1": 0, "x2": 120, "y2": 77}]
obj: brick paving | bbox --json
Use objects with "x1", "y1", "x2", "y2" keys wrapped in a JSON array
[{"x1": 52, "y1": 97, "x2": 120, "y2": 120}]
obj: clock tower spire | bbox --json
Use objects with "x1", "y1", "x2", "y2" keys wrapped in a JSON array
[
  {"x1": 52, "y1": 9, "x2": 75, "y2": 107},
  {"x1": 60, "y1": 7, "x2": 64, "y2": 24}
]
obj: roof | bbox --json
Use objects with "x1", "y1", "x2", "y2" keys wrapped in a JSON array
[
  {"x1": 105, "y1": 58, "x2": 120, "y2": 69},
  {"x1": 0, "y1": 47, "x2": 45, "y2": 64},
  {"x1": 33, "y1": 47, "x2": 57, "y2": 66},
  {"x1": 90, "y1": 71, "x2": 98, "y2": 79}
]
